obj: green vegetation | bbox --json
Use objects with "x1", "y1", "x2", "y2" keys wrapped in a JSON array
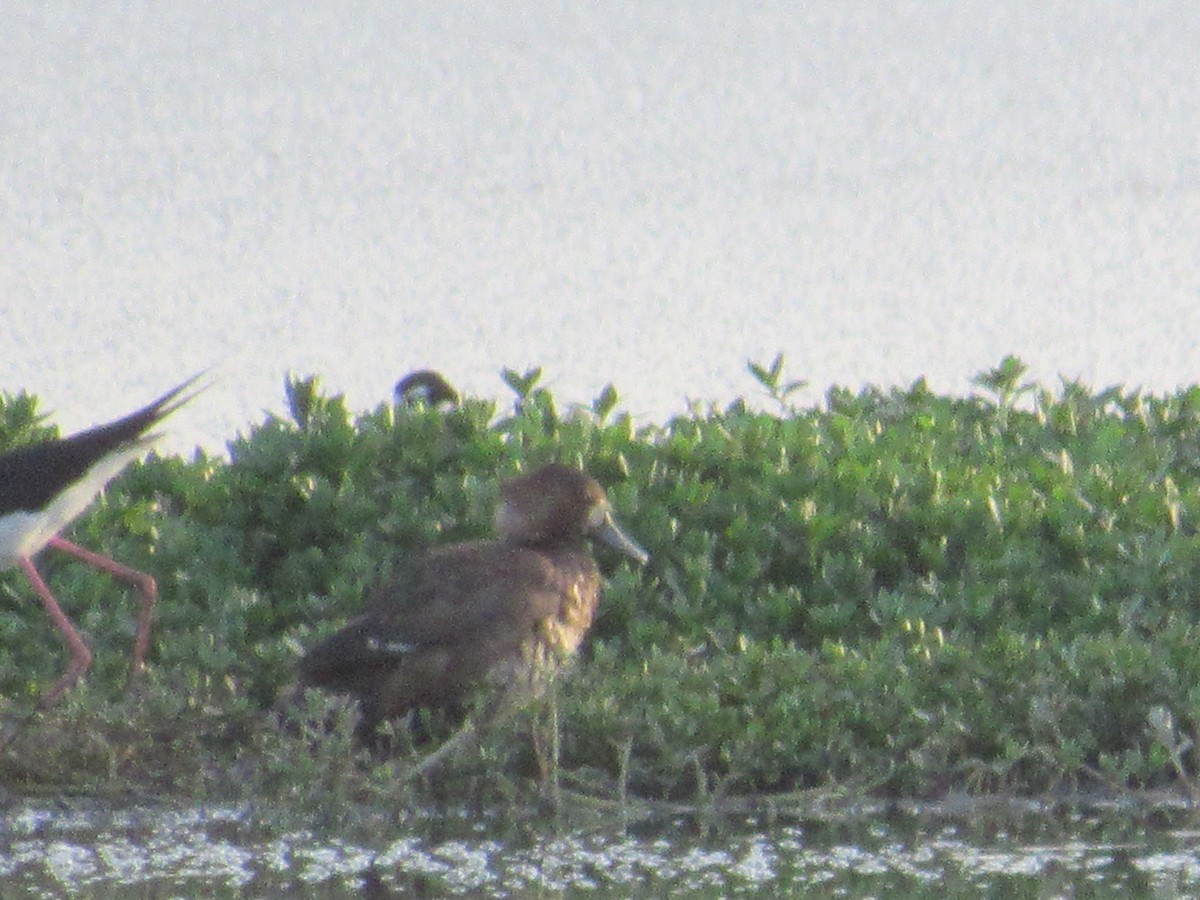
[{"x1": 4, "y1": 355, "x2": 1200, "y2": 815}]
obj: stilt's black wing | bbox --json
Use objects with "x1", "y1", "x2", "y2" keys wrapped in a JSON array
[{"x1": 0, "y1": 374, "x2": 202, "y2": 515}]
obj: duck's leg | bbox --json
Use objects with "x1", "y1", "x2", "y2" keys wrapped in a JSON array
[
  {"x1": 528, "y1": 678, "x2": 562, "y2": 801},
  {"x1": 48, "y1": 536, "x2": 157, "y2": 683},
  {"x1": 400, "y1": 718, "x2": 480, "y2": 780}
]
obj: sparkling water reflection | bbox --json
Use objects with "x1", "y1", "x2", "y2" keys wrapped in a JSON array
[{"x1": 1, "y1": 799, "x2": 1198, "y2": 896}]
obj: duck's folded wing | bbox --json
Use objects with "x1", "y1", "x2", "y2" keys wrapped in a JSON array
[
  {"x1": 369, "y1": 543, "x2": 562, "y2": 640},
  {"x1": 296, "y1": 614, "x2": 400, "y2": 693},
  {"x1": 298, "y1": 543, "x2": 562, "y2": 689}
]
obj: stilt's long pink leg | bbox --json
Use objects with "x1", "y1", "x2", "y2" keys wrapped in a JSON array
[
  {"x1": 47, "y1": 535, "x2": 158, "y2": 682},
  {"x1": 18, "y1": 557, "x2": 94, "y2": 708}
]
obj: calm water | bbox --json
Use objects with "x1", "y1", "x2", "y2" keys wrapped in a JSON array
[
  {"x1": 3, "y1": 2, "x2": 1200, "y2": 455},
  {"x1": 2, "y1": 799, "x2": 1198, "y2": 897}
]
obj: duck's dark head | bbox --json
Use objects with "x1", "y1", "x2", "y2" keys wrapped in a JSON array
[
  {"x1": 495, "y1": 463, "x2": 649, "y2": 564},
  {"x1": 394, "y1": 369, "x2": 460, "y2": 407}
]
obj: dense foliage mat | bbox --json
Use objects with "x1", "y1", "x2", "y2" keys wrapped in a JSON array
[{"x1": 4, "y1": 356, "x2": 1200, "y2": 807}]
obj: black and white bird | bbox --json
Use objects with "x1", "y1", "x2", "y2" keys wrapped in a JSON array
[{"x1": 0, "y1": 375, "x2": 201, "y2": 708}]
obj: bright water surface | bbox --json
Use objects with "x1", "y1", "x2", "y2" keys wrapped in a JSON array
[
  {"x1": 2, "y1": 799, "x2": 1198, "y2": 897},
  {"x1": 3, "y1": 2, "x2": 1200, "y2": 454}
]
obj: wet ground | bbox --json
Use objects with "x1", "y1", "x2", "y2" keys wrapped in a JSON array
[{"x1": 2, "y1": 797, "x2": 1197, "y2": 897}]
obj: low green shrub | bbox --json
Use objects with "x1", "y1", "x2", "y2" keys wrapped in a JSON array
[{"x1": 4, "y1": 356, "x2": 1200, "y2": 804}]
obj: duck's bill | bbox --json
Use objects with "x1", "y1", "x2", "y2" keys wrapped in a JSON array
[{"x1": 594, "y1": 511, "x2": 649, "y2": 565}]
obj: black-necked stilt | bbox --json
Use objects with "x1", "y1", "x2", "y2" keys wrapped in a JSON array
[{"x1": 0, "y1": 375, "x2": 201, "y2": 708}]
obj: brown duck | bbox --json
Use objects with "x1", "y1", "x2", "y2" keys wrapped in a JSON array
[{"x1": 297, "y1": 463, "x2": 648, "y2": 743}]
